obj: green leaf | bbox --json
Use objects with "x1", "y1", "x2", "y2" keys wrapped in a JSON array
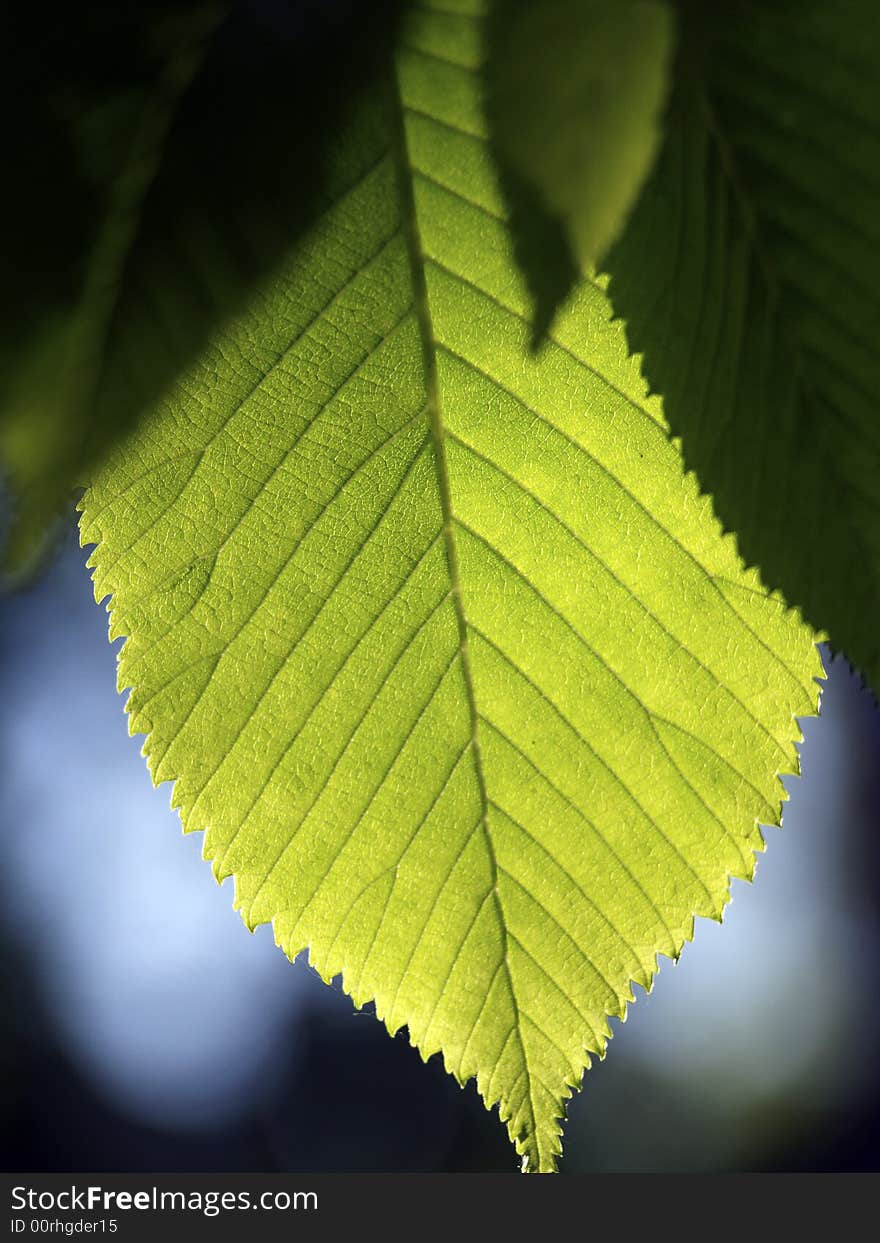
[
  {"x1": 604, "y1": 0, "x2": 880, "y2": 688},
  {"x1": 81, "y1": 0, "x2": 821, "y2": 1172},
  {"x1": 485, "y1": 0, "x2": 675, "y2": 337}
]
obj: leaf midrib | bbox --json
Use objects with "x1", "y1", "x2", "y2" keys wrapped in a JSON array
[{"x1": 388, "y1": 59, "x2": 543, "y2": 1164}]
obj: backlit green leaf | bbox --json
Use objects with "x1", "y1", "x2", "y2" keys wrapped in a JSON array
[{"x1": 81, "y1": 0, "x2": 821, "y2": 1171}]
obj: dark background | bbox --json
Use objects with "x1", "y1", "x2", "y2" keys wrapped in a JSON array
[{"x1": 1, "y1": 522, "x2": 879, "y2": 1174}]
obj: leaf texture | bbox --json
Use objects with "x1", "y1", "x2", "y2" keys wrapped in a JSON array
[
  {"x1": 605, "y1": 0, "x2": 880, "y2": 689},
  {"x1": 81, "y1": 0, "x2": 821, "y2": 1171}
]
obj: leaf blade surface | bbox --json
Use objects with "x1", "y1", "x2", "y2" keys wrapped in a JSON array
[{"x1": 81, "y1": 0, "x2": 821, "y2": 1171}]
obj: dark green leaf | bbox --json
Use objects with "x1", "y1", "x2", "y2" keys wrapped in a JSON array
[
  {"x1": 1, "y1": 1, "x2": 410, "y2": 573},
  {"x1": 605, "y1": 0, "x2": 880, "y2": 685}
]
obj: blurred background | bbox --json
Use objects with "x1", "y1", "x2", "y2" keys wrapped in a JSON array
[{"x1": 1, "y1": 519, "x2": 879, "y2": 1173}]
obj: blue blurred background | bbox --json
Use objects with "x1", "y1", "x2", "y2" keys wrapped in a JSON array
[{"x1": 2, "y1": 519, "x2": 879, "y2": 1173}]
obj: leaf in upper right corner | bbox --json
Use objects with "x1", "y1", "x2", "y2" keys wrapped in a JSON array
[
  {"x1": 485, "y1": 0, "x2": 675, "y2": 339},
  {"x1": 604, "y1": 0, "x2": 880, "y2": 691}
]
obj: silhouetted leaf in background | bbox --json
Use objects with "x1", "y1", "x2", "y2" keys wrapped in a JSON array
[
  {"x1": 82, "y1": 0, "x2": 820, "y2": 1171},
  {"x1": 0, "y1": 2, "x2": 222, "y2": 571},
  {"x1": 605, "y1": 0, "x2": 880, "y2": 689},
  {"x1": 1, "y1": 0, "x2": 410, "y2": 572}
]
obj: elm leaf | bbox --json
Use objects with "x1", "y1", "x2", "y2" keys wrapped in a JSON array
[{"x1": 81, "y1": 0, "x2": 821, "y2": 1172}]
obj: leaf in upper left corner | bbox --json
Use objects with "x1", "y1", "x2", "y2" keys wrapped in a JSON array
[
  {"x1": 0, "y1": 2, "x2": 410, "y2": 575},
  {"x1": 0, "y1": 3, "x2": 221, "y2": 573},
  {"x1": 485, "y1": 0, "x2": 676, "y2": 339}
]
